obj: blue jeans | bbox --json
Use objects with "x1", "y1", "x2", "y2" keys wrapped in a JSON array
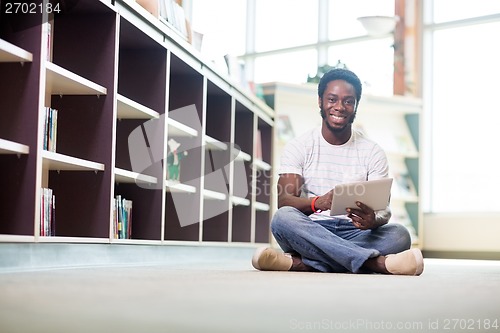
[{"x1": 271, "y1": 206, "x2": 411, "y2": 273}]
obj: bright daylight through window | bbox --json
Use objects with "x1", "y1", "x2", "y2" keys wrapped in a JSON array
[{"x1": 425, "y1": 6, "x2": 500, "y2": 213}]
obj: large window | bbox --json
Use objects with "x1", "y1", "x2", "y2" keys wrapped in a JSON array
[
  {"x1": 328, "y1": 38, "x2": 394, "y2": 96},
  {"x1": 432, "y1": 0, "x2": 500, "y2": 23},
  {"x1": 424, "y1": 3, "x2": 500, "y2": 212},
  {"x1": 255, "y1": 0, "x2": 318, "y2": 52},
  {"x1": 253, "y1": 50, "x2": 318, "y2": 83},
  {"x1": 328, "y1": 0, "x2": 394, "y2": 40},
  {"x1": 190, "y1": 0, "x2": 396, "y2": 89},
  {"x1": 190, "y1": 0, "x2": 247, "y2": 72}
]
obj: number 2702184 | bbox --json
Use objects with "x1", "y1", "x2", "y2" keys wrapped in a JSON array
[{"x1": 4, "y1": 2, "x2": 61, "y2": 15}]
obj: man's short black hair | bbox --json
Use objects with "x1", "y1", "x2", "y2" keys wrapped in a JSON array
[{"x1": 318, "y1": 68, "x2": 362, "y2": 103}]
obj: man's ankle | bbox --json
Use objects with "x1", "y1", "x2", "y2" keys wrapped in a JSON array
[
  {"x1": 362, "y1": 256, "x2": 390, "y2": 274},
  {"x1": 290, "y1": 255, "x2": 317, "y2": 272}
]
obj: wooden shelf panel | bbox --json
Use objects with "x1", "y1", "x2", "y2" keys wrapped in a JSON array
[
  {"x1": 254, "y1": 201, "x2": 270, "y2": 212},
  {"x1": 42, "y1": 151, "x2": 105, "y2": 171},
  {"x1": 235, "y1": 150, "x2": 252, "y2": 162},
  {"x1": 167, "y1": 118, "x2": 198, "y2": 137},
  {"x1": 0, "y1": 39, "x2": 33, "y2": 63},
  {"x1": 0, "y1": 138, "x2": 29, "y2": 155},
  {"x1": 116, "y1": 94, "x2": 160, "y2": 119},
  {"x1": 204, "y1": 135, "x2": 227, "y2": 151},
  {"x1": 253, "y1": 159, "x2": 271, "y2": 171},
  {"x1": 45, "y1": 62, "x2": 107, "y2": 96},
  {"x1": 0, "y1": 234, "x2": 35, "y2": 242},
  {"x1": 114, "y1": 167, "x2": 158, "y2": 184},
  {"x1": 110, "y1": 238, "x2": 162, "y2": 245},
  {"x1": 231, "y1": 196, "x2": 250, "y2": 206},
  {"x1": 165, "y1": 180, "x2": 196, "y2": 193},
  {"x1": 38, "y1": 236, "x2": 110, "y2": 243},
  {"x1": 203, "y1": 189, "x2": 227, "y2": 201}
]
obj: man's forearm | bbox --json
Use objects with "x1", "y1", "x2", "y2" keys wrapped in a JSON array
[{"x1": 278, "y1": 195, "x2": 315, "y2": 215}]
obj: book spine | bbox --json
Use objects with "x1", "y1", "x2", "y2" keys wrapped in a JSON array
[
  {"x1": 113, "y1": 196, "x2": 133, "y2": 239},
  {"x1": 40, "y1": 188, "x2": 45, "y2": 236},
  {"x1": 48, "y1": 108, "x2": 53, "y2": 151},
  {"x1": 127, "y1": 200, "x2": 132, "y2": 239},
  {"x1": 51, "y1": 193, "x2": 56, "y2": 236},
  {"x1": 116, "y1": 195, "x2": 122, "y2": 239},
  {"x1": 120, "y1": 195, "x2": 124, "y2": 239},
  {"x1": 46, "y1": 188, "x2": 51, "y2": 237},
  {"x1": 43, "y1": 108, "x2": 58, "y2": 152},
  {"x1": 40, "y1": 188, "x2": 55, "y2": 236},
  {"x1": 112, "y1": 198, "x2": 117, "y2": 239},
  {"x1": 46, "y1": 21, "x2": 52, "y2": 61},
  {"x1": 52, "y1": 108, "x2": 58, "y2": 152},
  {"x1": 43, "y1": 108, "x2": 48, "y2": 151}
]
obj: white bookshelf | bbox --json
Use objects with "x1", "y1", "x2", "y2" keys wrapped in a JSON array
[
  {"x1": 204, "y1": 135, "x2": 228, "y2": 151},
  {"x1": 203, "y1": 189, "x2": 227, "y2": 201},
  {"x1": 165, "y1": 180, "x2": 197, "y2": 193},
  {"x1": 231, "y1": 196, "x2": 251, "y2": 207},
  {"x1": 45, "y1": 62, "x2": 107, "y2": 96},
  {"x1": 167, "y1": 118, "x2": 198, "y2": 137},
  {"x1": 236, "y1": 150, "x2": 252, "y2": 162},
  {"x1": 254, "y1": 202, "x2": 270, "y2": 212},
  {"x1": 0, "y1": 39, "x2": 33, "y2": 63},
  {"x1": 114, "y1": 167, "x2": 158, "y2": 185},
  {"x1": 116, "y1": 94, "x2": 160, "y2": 119},
  {"x1": 0, "y1": 138, "x2": 29, "y2": 155},
  {"x1": 0, "y1": 0, "x2": 274, "y2": 245},
  {"x1": 42, "y1": 151, "x2": 105, "y2": 172},
  {"x1": 253, "y1": 159, "x2": 272, "y2": 171}
]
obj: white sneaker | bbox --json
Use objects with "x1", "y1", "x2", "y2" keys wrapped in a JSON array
[
  {"x1": 385, "y1": 248, "x2": 424, "y2": 276},
  {"x1": 251, "y1": 247, "x2": 293, "y2": 271}
]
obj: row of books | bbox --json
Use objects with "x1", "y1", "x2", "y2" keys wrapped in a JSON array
[
  {"x1": 159, "y1": 0, "x2": 189, "y2": 41},
  {"x1": 40, "y1": 187, "x2": 56, "y2": 236},
  {"x1": 46, "y1": 21, "x2": 53, "y2": 61},
  {"x1": 113, "y1": 195, "x2": 133, "y2": 239},
  {"x1": 136, "y1": 0, "x2": 189, "y2": 41},
  {"x1": 43, "y1": 107, "x2": 58, "y2": 152}
]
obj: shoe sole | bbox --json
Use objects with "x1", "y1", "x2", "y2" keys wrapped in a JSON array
[
  {"x1": 252, "y1": 247, "x2": 292, "y2": 271},
  {"x1": 411, "y1": 248, "x2": 424, "y2": 276},
  {"x1": 251, "y1": 247, "x2": 268, "y2": 270},
  {"x1": 386, "y1": 248, "x2": 425, "y2": 276}
]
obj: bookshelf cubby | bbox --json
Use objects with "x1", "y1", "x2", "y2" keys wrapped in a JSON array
[
  {"x1": 0, "y1": 13, "x2": 42, "y2": 239},
  {"x1": 0, "y1": 0, "x2": 275, "y2": 246}
]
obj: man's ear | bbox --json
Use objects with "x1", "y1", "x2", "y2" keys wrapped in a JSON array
[{"x1": 318, "y1": 96, "x2": 322, "y2": 109}]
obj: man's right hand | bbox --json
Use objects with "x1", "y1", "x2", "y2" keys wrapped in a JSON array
[{"x1": 313, "y1": 190, "x2": 333, "y2": 212}]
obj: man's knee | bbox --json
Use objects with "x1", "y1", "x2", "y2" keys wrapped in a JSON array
[
  {"x1": 385, "y1": 223, "x2": 412, "y2": 249},
  {"x1": 271, "y1": 206, "x2": 301, "y2": 232}
]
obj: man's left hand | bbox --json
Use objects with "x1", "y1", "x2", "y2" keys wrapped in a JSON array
[{"x1": 346, "y1": 201, "x2": 376, "y2": 230}]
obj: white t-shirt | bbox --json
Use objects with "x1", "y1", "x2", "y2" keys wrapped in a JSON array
[{"x1": 279, "y1": 126, "x2": 389, "y2": 219}]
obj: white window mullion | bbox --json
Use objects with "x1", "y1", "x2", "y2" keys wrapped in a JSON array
[
  {"x1": 245, "y1": 0, "x2": 256, "y2": 82},
  {"x1": 317, "y1": 0, "x2": 329, "y2": 67}
]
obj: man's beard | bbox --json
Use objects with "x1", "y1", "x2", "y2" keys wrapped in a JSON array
[{"x1": 320, "y1": 107, "x2": 357, "y2": 133}]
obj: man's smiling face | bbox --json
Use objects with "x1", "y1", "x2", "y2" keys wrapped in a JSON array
[{"x1": 319, "y1": 79, "x2": 358, "y2": 134}]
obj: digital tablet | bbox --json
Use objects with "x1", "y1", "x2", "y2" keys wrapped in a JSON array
[{"x1": 329, "y1": 178, "x2": 393, "y2": 216}]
